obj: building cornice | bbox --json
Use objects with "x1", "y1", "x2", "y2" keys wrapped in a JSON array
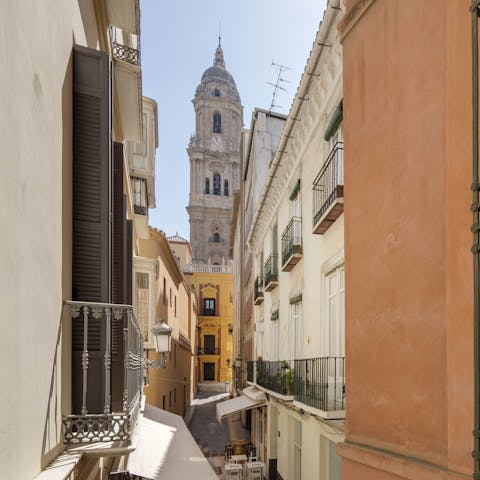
[
  {"x1": 247, "y1": 4, "x2": 343, "y2": 253},
  {"x1": 338, "y1": 0, "x2": 375, "y2": 42},
  {"x1": 149, "y1": 227, "x2": 185, "y2": 287}
]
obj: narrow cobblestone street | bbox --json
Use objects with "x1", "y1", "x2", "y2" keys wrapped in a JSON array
[{"x1": 188, "y1": 393, "x2": 251, "y2": 478}]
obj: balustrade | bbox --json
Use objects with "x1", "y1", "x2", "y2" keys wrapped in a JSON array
[{"x1": 63, "y1": 301, "x2": 144, "y2": 444}]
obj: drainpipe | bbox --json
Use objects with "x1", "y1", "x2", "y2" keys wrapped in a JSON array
[{"x1": 471, "y1": 2, "x2": 480, "y2": 478}]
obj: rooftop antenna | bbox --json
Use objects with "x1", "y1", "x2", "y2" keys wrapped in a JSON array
[{"x1": 267, "y1": 60, "x2": 291, "y2": 111}]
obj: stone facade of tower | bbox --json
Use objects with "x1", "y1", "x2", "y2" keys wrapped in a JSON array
[{"x1": 186, "y1": 43, "x2": 243, "y2": 264}]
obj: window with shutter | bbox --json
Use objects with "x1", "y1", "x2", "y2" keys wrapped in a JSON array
[
  {"x1": 111, "y1": 143, "x2": 128, "y2": 411},
  {"x1": 72, "y1": 45, "x2": 111, "y2": 415},
  {"x1": 72, "y1": 45, "x2": 111, "y2": 303},
  {"x1": 126, "y1": 220, "x2": 133, "y2": 305}
]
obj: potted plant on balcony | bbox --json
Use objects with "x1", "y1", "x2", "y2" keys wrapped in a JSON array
[{"x1": 283, "y1": 368, "x2": 294, "y2": 395}]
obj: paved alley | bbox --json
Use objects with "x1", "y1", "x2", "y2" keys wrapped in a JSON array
[{"x1": 188, "y1": 393, "x2": 251, "y2": 478}]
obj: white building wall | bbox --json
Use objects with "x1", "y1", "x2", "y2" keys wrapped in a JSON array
[
  {"x1": 248, "y1": 3, "x2": 345, "y2": 479},
  {"x1": 0, "y1": 2, "x2": 99, "y2": 478}
]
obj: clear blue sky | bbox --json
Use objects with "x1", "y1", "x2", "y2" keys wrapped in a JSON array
[{"x1": 140, "y1": 0, "x2": 328, "y2": 239}]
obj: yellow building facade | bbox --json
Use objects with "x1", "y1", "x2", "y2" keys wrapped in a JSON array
[
  {"x1": 137, "y1": 227, "x2": 197, "y2": 415},
  {"x1": 190, "y1": 270, "x2": 234, "y2": 386}
]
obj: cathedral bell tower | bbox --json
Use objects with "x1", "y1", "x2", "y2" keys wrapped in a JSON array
[{"x1": 186, "y1": 40, "x2": 243, "y2": 264}]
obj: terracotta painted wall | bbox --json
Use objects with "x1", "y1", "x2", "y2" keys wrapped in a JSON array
[
  {"x1": 340, "y1": 0, "x2": 473, "y2": 478},
  {"x1": 445, "y1": 0, "x2": 474, "y2": 475}
]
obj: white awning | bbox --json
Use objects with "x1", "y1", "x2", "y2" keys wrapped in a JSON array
[
  {"x1": 128, "y1": 403, "x2": 218, "y2": 480},
  {"x1": 243, "y1": 386, "x2": 267, "y2": 402},
  {"x1": 216, "y1": 392, "x2": 265, "y2": 423}
]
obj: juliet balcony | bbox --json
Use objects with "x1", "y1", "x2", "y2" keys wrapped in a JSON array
[
  {"x1": 264, "y1": 254, "x2": 279, "y2": 291},
  {"x1": 109, "y1": 26, "x2": 142, "y2": 143},
  {"x1": 312, "y1": 141, "x2": 344, "y2": 234},
  {"x1": 111, "y1": 26, "x2": 140, "y2": 66},
  {"x1": 281, "y1": 217, "x2": 302, "y2": 271},
  {"x1": 247, "y1": 357, "x2": 345, "y2": 418},
  {"x1": 197, "y1": 347, "x2": 221, "y2": 355},
  {"x1": 254, "y1": 276, "x2": 264, "y2": 305},
  {"x1": 64, "y1": 301, "x2": 144, "y2": 444}
]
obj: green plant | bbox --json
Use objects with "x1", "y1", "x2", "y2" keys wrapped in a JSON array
[{"x1": 283, "y1": 368, "x2": 294, "y2": 394}]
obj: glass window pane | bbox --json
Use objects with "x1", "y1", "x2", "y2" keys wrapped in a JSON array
[{"x1": 329, "y1": 440, "x2": 342, "y2": 480}]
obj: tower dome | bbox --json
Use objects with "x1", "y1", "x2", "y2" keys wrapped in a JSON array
[
  {"x1": 195, "y1": 42, "x2": 241, "y2": 103},
  {"x1": 187, "y1": 39, "x2": 243, "y2": 264}
]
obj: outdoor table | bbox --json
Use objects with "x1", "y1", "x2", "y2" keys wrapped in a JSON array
[
  {"x1": 231, "y1": 454, "x2": 248, "y2": 463},
  {"x1": 245, "y1": 461, "x2": 265, "y2": 480}
]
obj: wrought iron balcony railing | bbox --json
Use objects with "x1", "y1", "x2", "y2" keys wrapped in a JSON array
[
  {"x1": 197, "y1": 347, "x2": 221, "y2": 355},
  {"x1": 255, "y1": 360, "x2": 295, "y2": 396},
  {"x1": 63, "y1": 301, "x2": 144, "y2": 444},
  {"x1": 281, "y1": 217, "x2": 303, "y2": 271},
  {"x1": 254, "y1": 276, "x2": 264, "y2": 305},
  {"x1": 134, "y1": 204, "x2": 147, "y2": 215},
  {"x1": 110, "y1": 26, "x2": 140, "y2": 66},
  {"x1": 247, "y1": 361, "x2": 255, "y2": 383},
  {"x1": 264, "y1": 254, "x2": 279, "y2": 291},
  {"x1": 312, "y1": 142, "x2": 344, "y2": 234},
  {"x1": 294, "y1": 357, "x2": 345, "y2": 414}
]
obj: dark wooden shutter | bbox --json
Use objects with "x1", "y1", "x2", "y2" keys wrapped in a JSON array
[
  {"x1": 111, "y1": 143, "x2": 127, "y2": 410},
  {"x1": 112, "y1": 142, "x2": 126, "y2": 304},
  {"x1": 72, "y1": 45, "x2": 111, "y2": 303},
  {"x1": 72, "y1": 45, "x2": 111, "y2": 414},
  {"x1": 204, "y1": 335, "x2": 215, "y2": 354},
  {"x1": 126, "y1": 220, "x2": 133, "y2": 305}
]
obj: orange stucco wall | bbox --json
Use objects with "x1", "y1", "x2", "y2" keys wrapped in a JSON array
[{"x1": 340, "y1": 0, "x2": 473, "y2": 478}]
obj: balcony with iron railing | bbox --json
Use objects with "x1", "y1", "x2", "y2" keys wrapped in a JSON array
[
  {"x1": 247, "y1": 361, "x2": 255, "y2": 383},
  {"x1": 312, "y1": 142, "x2": 344, "y2": 234},
  {"x1": 134, "y1": 204, "x2": 147, "y2": 215},
  {"x1": 247, "y1": 357, "x2": 345, "y2": 417},
  {"x1": 255, "y1": 360, "x2": 295, "y2": 398},
  {"x1": 294, "y1": 357, "x2": 345, "y2": 419},
  {"x1": 281, "y1": 217, "x2": 303, "y2": 271},
  {"x1": 264, "y1": 254, "x2": 279, "y2": 291},
  {"x1": 254, "y1": 276, "x2": 264, "y2": 305},
  {"x1": 63, "y1": 301, "x2": 144, "y2": 444},
  {"x1": 110, "y1": 26, "x2": 140, "y2": 66},
  {"x1": 197, "y1": 347, "x2": 221, "y2": 355}
]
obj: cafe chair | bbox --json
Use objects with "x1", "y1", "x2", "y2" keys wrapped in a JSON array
[{"x1": 225, "y1": 462, "x2": 243, "y2": 479}]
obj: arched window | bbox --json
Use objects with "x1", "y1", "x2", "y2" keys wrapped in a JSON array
[
  {"x1": 213, "y1": 112, "x2": 221, "y2": 133},
  {"x1": 224, "y1": 179, "x2": 229, "y2": 196},
  {"x1": 205, "y1": 178, "x2": 210, "y2": 194},
  {"x1": 214, "y1": 88, "x2": 220, "y2": 97},
  {"x1": 213, "y1": 173, "x2": 221, "y2": 195},
  {"x1": 214, "y1": 232, "x2": 220, "y2": 243}
]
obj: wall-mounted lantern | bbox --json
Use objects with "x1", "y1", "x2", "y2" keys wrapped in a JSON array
[{"x1": 150, "y1": 320, "x2": 173, "y2": 368}]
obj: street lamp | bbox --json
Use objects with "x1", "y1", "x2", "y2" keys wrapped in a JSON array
[{"x1": 150, "y1": 320, "x2": 173, "y2": 368}]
